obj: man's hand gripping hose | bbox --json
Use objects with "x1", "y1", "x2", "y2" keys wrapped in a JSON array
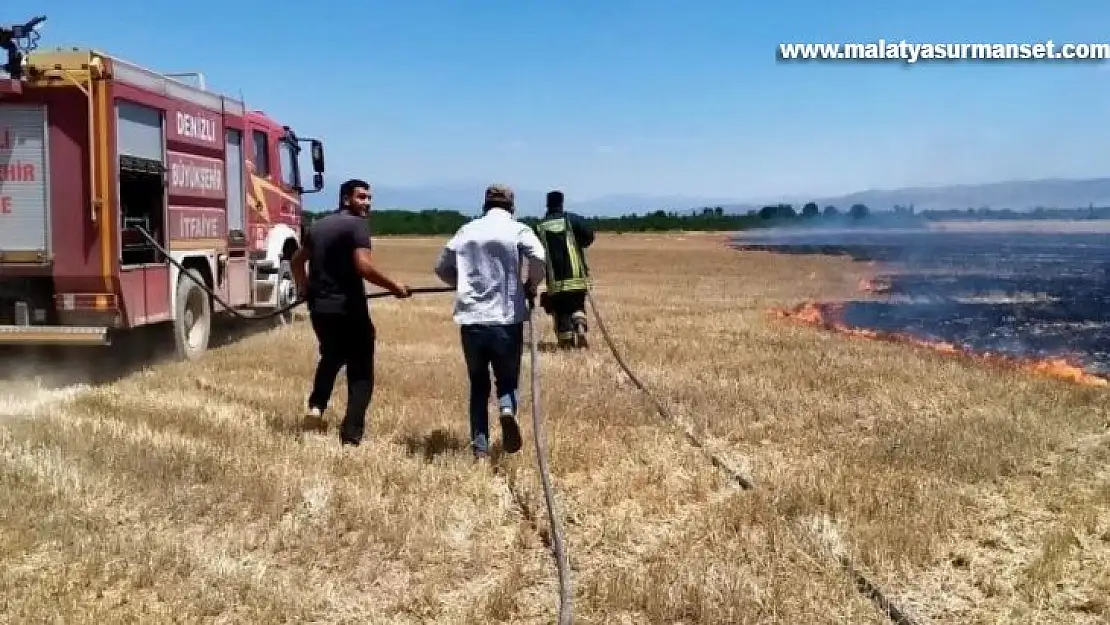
[
  {"x1": 525, "y1": 288, "x2": 574, "y2": 625},
  {"x1": 133, "y1": 227, "x2": 452, "y2": 318}
]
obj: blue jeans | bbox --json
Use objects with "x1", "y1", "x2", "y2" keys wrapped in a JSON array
[{"x1": 460, "y1": 323, "x2": 524, "y2": 451}]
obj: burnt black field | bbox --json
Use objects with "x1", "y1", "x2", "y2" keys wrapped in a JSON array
[{"x1": 733, "y1": 227, "x2": 1110, "y2": 374}]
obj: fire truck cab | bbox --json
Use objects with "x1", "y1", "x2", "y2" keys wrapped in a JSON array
[{"x1": 0, "y1": 26, "x2": 326, "y2": 361}]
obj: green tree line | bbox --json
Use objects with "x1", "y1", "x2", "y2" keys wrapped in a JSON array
[
  {"x1": 302, "y1": 202, "x2": 886, "y2": 235},
  {"x1": 301, "y1": 201, "x2": 1110, "y2": 236}
]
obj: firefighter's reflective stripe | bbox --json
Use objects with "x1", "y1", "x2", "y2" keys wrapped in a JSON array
[
  {"x1": 535, "y1": 217, "x2": 565, "y2": 289},
  {"x1": 536, "y1": 216, "x2": 588, "y2": 294}
]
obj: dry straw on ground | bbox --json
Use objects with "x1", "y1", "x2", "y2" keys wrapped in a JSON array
[{"x1": 1, "y1": 232, "x2": 1108, "y2": 624}]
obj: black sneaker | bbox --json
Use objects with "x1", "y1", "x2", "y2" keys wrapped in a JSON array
[{"x1": 499, "y1": 408, "x2": 523, "y2": 454}]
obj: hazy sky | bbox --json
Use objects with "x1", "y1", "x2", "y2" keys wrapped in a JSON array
[{"x1": 28, "y1": 0, "x2": 1110, "y2": 201}]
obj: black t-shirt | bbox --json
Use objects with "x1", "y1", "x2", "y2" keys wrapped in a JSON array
[{"x1": 303, "y1": 210, "x2": 372, "y2": 316}]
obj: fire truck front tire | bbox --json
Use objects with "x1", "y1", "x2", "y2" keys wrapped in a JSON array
[
  {"x1": 173, "y1": 268, "x2": 212, "y2": 361},
  {"x1": 274, "y1": 260, "x2": 296, "y2": 326}
]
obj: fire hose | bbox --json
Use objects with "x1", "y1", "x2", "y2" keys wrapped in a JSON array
[
  {"x1": 134, "y1": 227, "x2": 574, "y2": 623},
  {"x1": 582, "y1": 284, "x2": 919, "y2": 625},
  {"x1": 584, "y1": 286, "x2": 754, "y2": 489},
  {"x1": 133, "y1": 227, "x2": 453, "y2": 318},
  {"x1": 134, "y1": 227, "x2": 913, "y2": 624},
  {"x1": 525, "y1": 294, "x2": 573, "y2": 625}
]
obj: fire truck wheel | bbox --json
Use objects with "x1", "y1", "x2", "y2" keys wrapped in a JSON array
[
  {"x1": 174, "y1": 268, "x2": 212, "y2": 361},
  {"x1": 274, "y1": 260, "x2": 296, "y2": 325}
]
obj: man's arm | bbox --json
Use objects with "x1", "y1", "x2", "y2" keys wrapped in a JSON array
[
  {"x1": 433, "y1": 235, "x2": 459, "y2": 287},
  {"x1": 569, "y1": 212, "x2": 595, "y2": 249},
  {"x1": 350, "y1": 221, "x2": 411, "y2": 298},
  {"x1": 291, "y1": 230, "x2": 311, "y2": 298},
  {"x1": 518, "y1": 226, "x2": 547, "y2": 290}
]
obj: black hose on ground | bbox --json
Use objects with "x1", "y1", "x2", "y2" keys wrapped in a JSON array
[
  {"x1": 583, "y1": 287, "x2": 754, "y2": 490},
  {"x1": 525, "y1": 298, "x2": 573, "y2": 625},
  {"x1": 582, "y1": 285, "x2": 920, "y2": 625}
]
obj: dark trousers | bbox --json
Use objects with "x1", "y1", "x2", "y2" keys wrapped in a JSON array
[
  {"x1": 460, "y1": 323, "x2": 524, "y2": 450},
  {"x1": 308, "y1": 311, "x2": 375, "y2": 444},
  {"x1": 547, "y1": 290, "x2": 588, "y2": 343}
]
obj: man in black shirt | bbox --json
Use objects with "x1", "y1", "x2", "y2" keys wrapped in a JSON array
[{"x1": 291, "y1": 178, "x2": 411, "y2": 446}]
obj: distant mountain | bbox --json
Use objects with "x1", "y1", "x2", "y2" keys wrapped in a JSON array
[
  {"x1": 304, "y1": 177, "x2": 1110, "y2": 217},
  {"x1": 807, "y1": 178, "x2": 1110, "y2": 212}
]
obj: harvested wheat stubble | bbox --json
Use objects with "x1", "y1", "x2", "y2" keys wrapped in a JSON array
[{"x1": 0, "y1": 232, "x2": 1106, "y2": 624}]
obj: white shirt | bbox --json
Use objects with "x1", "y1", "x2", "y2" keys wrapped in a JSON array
[{"x1": 434, "y1": 208, "x2": 547, "y2": 326}]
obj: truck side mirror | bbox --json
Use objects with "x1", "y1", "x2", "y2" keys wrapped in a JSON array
[
  {"x1": 313, "y1": 172, "x2": 323, "y2": 192},
  {"x1": 310, "y1": 140, "x2": 324, "y2": 173}
]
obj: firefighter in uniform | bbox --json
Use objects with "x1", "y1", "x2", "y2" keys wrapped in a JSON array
[{"x1": 534, "y1": 190, "x2": 596, "y2": 349}]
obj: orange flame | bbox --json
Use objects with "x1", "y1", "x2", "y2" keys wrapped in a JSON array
[{"x1": 771, "y1": 301, "x2": 1109, "y2": 387}]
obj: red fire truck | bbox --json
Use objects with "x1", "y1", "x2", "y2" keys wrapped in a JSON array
[{"x1": 0, "y1": 17, "x2": 326, "y2": 360}]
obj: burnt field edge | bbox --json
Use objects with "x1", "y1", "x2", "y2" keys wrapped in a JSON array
[
  {"x1": 729, "y1": 236, "x2": 1110, "y2": 387},
  {"x1": 724, "y1": 234, "x2": 1110, "y2": 621}
]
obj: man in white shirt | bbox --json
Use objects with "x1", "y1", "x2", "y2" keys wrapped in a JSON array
[{"x1": 433, "y1": 184, "x2": 547, "y2": 459}]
